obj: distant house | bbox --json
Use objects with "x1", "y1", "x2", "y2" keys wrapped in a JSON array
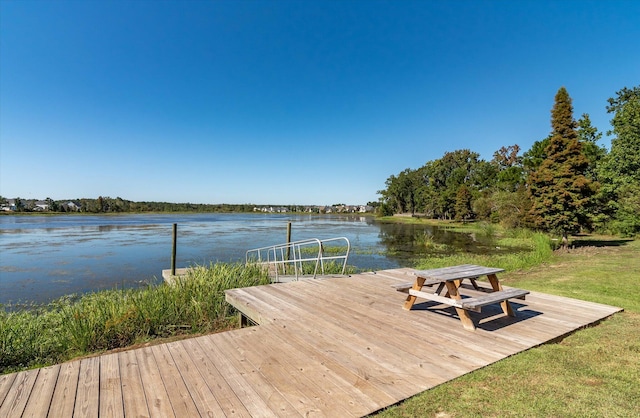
[
  {"x1": 252, "y1": 204, "x2": 372, "y2": 214},
  {"x1": 62, "y1": 201, "x2": 81, "y2": 212},
  {"x1": 1, "y1": 199, "x2": 17, "y2": 211},
  {"x1": 253, "y1": 206, "x2": 289, "y2": 213},
  {"x1": 34, "y1": 201, "x2": 50, "y2": 211}
]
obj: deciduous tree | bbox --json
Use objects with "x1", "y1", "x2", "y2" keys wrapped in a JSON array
[
  {"x1": 492, "y1": 144, "x2": 525, "y2": 192},
  {"x1": 454, "y1": 185, "x2": 473, "y2": 221},
  {"x1": 599, "y1": 86, "x2": 640, "y2": 235},
  {"x1": 577, "y1": 113, "x2": 606, "y2": 181}
]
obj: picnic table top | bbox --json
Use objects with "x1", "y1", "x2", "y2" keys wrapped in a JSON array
[{"x1": 412, "y1": 264, "x2": 505, "y2": 282}]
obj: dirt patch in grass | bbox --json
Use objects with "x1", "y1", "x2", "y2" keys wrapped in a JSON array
[{"x1": 556, "y1": 245, "x2": 620, "y2": 256}]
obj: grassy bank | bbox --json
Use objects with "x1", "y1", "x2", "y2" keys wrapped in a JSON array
[
  {"x1": 375, "y1": 237, "x2": 640, "y2": 417},
  {"x1": 415, "y1": 227, "x2": 555, "y2": 272},
  {"x1": 377, "y1": 217, "x2": 558, "y2": 271},
  {"x1": 0, "y1": 263, "x2": 270, "y2": 374}
]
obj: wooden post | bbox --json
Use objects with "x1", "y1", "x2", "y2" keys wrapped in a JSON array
[
  {"x1": 171, "y1": 223, "x2": 177, "y2": 276},
  {"x1": 286, "y1": 222, "x2": 292, "y2": 261}
]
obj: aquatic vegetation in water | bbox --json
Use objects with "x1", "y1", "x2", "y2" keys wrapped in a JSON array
[{"x1": 413, "y1": 231, "x2": 452, "y2": 251}]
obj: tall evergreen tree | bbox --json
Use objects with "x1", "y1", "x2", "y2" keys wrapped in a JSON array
[{"x1": 527, "y1": 87, "x2": 595, "y2": 237}]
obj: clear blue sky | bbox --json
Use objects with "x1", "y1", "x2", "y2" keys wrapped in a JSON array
[{"x1": 1, "y1": 0, "x2": 638, "y2": 205}]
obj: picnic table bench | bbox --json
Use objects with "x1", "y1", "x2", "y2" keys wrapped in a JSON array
[{"x1": 392, "y1": 264, "x2": 529, "y2": 330}]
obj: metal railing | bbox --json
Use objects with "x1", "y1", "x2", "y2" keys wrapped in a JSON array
[{"x1": 246, "y1": 237, "x2": 350, "y2": 282}]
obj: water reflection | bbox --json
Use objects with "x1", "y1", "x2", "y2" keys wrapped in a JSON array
[
  {"x1": 377, "y1": 223, "x2": 492, "y2": 265},
  {"x1": 1, "y1": 214, "x2": 519, "y2": 306}
]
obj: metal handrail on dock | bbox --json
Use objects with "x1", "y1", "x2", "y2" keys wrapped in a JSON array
[{"x1": 246, "y1": 237, "x2": 350, "y2": 282}]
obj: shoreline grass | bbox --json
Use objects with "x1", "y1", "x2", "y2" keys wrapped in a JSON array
[
  {"x1": 0, "y1": 260, "x2": 354, "y2": 374},
  {"x1": 413, "y1": 225, "x2": 556, "y2": 272},
  {"x1": 0, "y1": 262, "x2": 270, "y2": 374},
  {"x1": 374, "y1": 237, "x2": 639, "y2": 417}
]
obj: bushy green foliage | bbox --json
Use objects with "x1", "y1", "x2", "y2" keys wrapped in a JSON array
[
  {"x1": 378, "y1": 150, "x2": 490, "y2": 219},
  {"x1": 609, "y1": 183, "x2": 640, "y2": 236},
  {"x1": 598, "y1": 86, "x2": 640, "y2": 235},
  {"x1": 376, "y1": 202, "x2": 395, "y2": 217},
  {"x1": 577, "y1": 113, "x2": 606, "y2": 181},
  {"x1": 0, "y1": 263, "x2": 269, "y2": 373}
]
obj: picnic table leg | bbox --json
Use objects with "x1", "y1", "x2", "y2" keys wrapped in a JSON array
[
  {"x1": 403, "y1": 277, "x2": 426, "y2": 310},
  {"x1": 487, "y1": 274, "x2": 516, "y2": 317},
  {"x1": 444, "y1": 281, "x2": 476, "y2": 331},
  {"x1": 442, "y1": 278, "x2": 461, "y2": 298}
]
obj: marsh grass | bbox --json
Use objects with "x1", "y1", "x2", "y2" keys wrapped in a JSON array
[
  {"x1": 281, "y1": 259, "x2": 358, "y2": 276},
  {"x1": 413, "y1": 231, "x2": 451, "y2": 251},
  {"x1": 297, "y1": 244, "x2": 350, "y2": 256},
  {"x1": 0, "y1": 262, "x2": 269, "y2": 373},
  {"x1": 415, "y1": 230, "x2": 555, "y2": 272}
]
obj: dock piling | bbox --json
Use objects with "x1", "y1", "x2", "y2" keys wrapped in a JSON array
[{"x1": 171, "y1": 223, "x2": 177, "y2": 276}]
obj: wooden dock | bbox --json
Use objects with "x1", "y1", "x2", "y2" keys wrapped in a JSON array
[
  {"x1": 161, "y1": 268, "x2": 190, "y2": 284},
  {"x1": 0, "y1": 268, "x2": 622, "y2": 417}
]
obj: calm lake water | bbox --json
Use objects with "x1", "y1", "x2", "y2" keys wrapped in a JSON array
[{"x1": 0, "y1": 213, "x2": 501, "y2": 306}]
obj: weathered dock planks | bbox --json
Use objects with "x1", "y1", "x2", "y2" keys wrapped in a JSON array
[{"x1": 0, "y1": 268, "x2": 622, "y2": 417}]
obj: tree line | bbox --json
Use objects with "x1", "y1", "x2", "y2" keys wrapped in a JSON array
[
  {"x1": 0, "y1": 196, "x2": 260, "y2": 214},
  {"x1": 377, "y1": 86, "x2": 640, "y2": 237},
  {"x1": 0, "y1": 197, "x2": 375, "y2": 214}
]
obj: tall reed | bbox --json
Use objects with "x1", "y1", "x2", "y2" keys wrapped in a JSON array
[{"x1": 0, "y1": 262, "x2": 269, "y2": 373}]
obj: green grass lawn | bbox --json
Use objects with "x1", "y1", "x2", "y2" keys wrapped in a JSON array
[{"x1": 374, "y1": 237, "x2": 640, "y2": 418}]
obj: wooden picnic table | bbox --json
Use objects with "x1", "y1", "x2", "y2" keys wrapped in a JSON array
[{"x1": 392, "y1": 264, "x2": 529, "y2": 330}]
